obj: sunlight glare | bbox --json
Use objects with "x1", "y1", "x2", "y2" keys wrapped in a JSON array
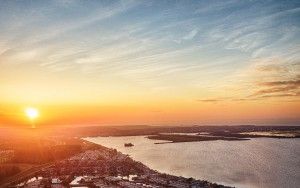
[{"x1": 25, "y1": 107, "x2": 39, "y2": 120}]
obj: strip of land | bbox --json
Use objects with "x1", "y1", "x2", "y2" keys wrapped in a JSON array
[
  {"x1": 148, "y1": 134, "x2": 249, "y2": 144},
  {"x1": 147, "y1": 129, "x2": 300, "y2": 144},
  {"x1": 1, "y1": 125, "x2": 299, "y2": 187}
]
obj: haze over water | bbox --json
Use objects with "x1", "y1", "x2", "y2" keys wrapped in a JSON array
[{"x1": 86, "y1": 136, "x2": 300, "y2": 188}]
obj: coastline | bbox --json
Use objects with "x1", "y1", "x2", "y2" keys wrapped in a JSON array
[
  {"x1": 2, "y1": 125, "x2": 299, "y2": 188},
  {"x1": 82, "y1": 138, "x2": 233, "y2": 188},
  {"x1": 2, "y1": 137, "x2": 232, "y2": 188},
  {"x1": 85, "y1": 135, "x2": 300, "y2": 188}
]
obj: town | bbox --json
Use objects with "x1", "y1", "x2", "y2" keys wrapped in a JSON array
[
  {"x1": 7, "y1": 147, "x2": 230, "y2": 188},
  {"x1": 2, "y1": 125, "x2": 299, "y2": 188}
]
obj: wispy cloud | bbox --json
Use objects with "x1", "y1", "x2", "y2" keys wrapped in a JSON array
[
  {"x1": 196, "y1": 99, "x2": 222, "y2": 103},
  {"x1": 0, "y1": 0, "x2": 300, "y2": 105},
  {"x1": 260, "y1": 93, "x2": 299, "y2": 98},
  {"x1": 255, "y1": 64, "x2": 288, "y2": 73},
  {"x1": 250, "y1": 78, "x2": 300, "y2": 98},
  {"x1": 258, "y1": 79, "x2": 300, "y2": 87}
]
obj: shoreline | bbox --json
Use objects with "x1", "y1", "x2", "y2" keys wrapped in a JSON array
[
  {"x1": 83, "y1": 139, "x2": 239, "y2": 188},
  {"x1": 84, "y1": 135, "x2": 300, "y2": 188},
  {"x1": 3, "y1": 138, "x2": 232, "y2": 188},
  {"x1": 2, "y1": 126, "x2": 299, "y2": 187}
]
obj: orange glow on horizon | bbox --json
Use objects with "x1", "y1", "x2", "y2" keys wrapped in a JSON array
[{"x1": 0, "y1": 99, "x2": 299, "y2": 127}]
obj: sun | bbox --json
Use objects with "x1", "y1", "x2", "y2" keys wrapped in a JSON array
[{"x1": 25, "y1": 107, "x2": 39, "y2": 120}]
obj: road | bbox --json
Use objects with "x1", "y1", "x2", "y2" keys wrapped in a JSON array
[{"x1": 0, "y1": 162, "x2": 54, "y2": 188}]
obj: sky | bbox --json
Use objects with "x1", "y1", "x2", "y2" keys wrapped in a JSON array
[{"x1": 0, "y1": 0, "x2": 299, "y2": 127}]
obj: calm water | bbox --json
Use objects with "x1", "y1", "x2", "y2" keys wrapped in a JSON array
[{"x1": 84, "y1": 136, "x2": 300, "y2": 188}]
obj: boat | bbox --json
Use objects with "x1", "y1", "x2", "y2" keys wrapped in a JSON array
[{"x1": 124, "y1": 143, "x2": 134, "y2": 147}]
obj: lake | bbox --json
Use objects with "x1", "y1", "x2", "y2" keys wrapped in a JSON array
[{"x1": 84, "y1": 136, "x2": 300, "y2": 188}]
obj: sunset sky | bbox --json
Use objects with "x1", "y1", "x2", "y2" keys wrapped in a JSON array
[{"x1": 0, "y1": 0, "x2": 299, "y2": 127}]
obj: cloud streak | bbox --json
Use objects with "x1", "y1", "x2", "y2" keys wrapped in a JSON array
[
  {"x1": 251, "y1": 78, "x2": 300, "y2": 98},
  {"x1": 0, "y1": 0, "x2": 300, "y2": 105}
]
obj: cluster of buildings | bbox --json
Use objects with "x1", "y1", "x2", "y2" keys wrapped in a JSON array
[
  {"x1": 19, "y1": 174, "x2": 223, "y2": 188},
  {"x1": 0, "y1": 150, "x2": 14, "y2": 163},
  {"x1": 11, "y1": 149, "x2": 230, "y2": 188},
  {"x1": 38, "y1": 148, "x2": 148, "y2": 178}
]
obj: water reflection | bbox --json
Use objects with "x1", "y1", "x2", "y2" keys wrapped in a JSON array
[{"x1": 85, "y1": 136, "x2": 300, "y2": 188}]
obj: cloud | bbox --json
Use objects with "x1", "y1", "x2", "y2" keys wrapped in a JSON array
[
  {"x1": 255, "y1": 64, "x2": 288, "y2": 73},
  {"x1": 196, "y1": 99, "x2": 222, "y2": 102},
  {"x1": 251, "y1": 78, "x2": 300, "y2": 97},
  {"x1": 253, "y1": 85, "x2": 298, "y2": 96},
  {"x1": 194, "y1": 0, "x2": 238, "y2": 14},
  {"x1": 183, "y1": 29, "x2": 198, "y2": 40},
  {"x1": 196, "y1": 97, "x2": 264, "y2": 103},
  {"x1": 1, "y1": 0, "x2": 300, "y2": 106},
  {"x1": 260, "y1": 93, "x2": 299, "y2": 98},
  {"x1": 258, "y1": 79, "x2": 300, "y2": 87},
  {"x1": 231, "y1": 98, "x2": 260, "y2": 101}
]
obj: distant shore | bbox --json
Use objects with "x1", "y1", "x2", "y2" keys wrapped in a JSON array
[
  {"x1": 147, "y1": 130, "x2": 299, "y2": 143},
  {"x1": 148, "y1": 134, "x2": 249, "y2": 143}
]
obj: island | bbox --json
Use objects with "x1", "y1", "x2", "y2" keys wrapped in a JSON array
[
  {"x1": 147, "y1": 128, "x2": 300, "y2": 144},
  {"x1": 147, "y1": 134, "x2": 249, "y2": 144}
]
